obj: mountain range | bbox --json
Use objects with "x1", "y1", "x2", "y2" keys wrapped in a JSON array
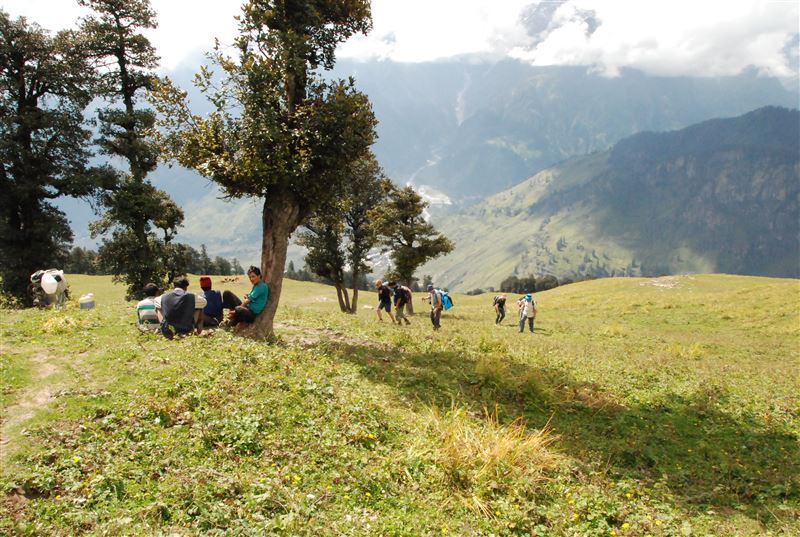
[
  {"x1": 55, "y1": 59, "x2": 799, "y2": 280},
  {"x1": 420, "y1": 106, "x2": 799, "y2": 290}
]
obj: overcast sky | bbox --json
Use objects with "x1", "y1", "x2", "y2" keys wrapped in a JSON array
[{"x1": 3, "y1": 0, "x2": 798, "y2": 79}]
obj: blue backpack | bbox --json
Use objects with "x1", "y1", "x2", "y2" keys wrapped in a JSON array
[{"x1": 441, "y1": 290, "x2": 454, "y2": 311}]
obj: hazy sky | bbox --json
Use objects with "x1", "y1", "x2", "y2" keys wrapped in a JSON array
[{"x1": 2, "y1": 0, "x2": 798, "y2": 78}]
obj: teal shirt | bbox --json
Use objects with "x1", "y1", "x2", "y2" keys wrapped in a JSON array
[{"x1": 247, "y1": 281, "x2": 269, "y2": 314}]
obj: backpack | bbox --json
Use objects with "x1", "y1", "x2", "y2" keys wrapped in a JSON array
[
  {"x1": 441, "y1": 290, "x2": 454, "y2": 311},
  {"x1": 396, "y1": 286, "x2": 412, "y2": 303}
]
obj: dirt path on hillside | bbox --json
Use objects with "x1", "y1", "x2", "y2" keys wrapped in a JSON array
[
  {"x1": 275, "y1": 320, "x2": 393, "y2": 352},
  {"x1": 0, "y1": 353, "x2": 64, "y2": 464}
]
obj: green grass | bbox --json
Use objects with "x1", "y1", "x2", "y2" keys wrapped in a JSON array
[{"x1": 1, "y1": 273, "x2": 798, "y2": 536}]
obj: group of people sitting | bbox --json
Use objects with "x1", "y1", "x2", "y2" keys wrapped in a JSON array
[
  {"x1": 493, "y1": 293, "x2": 537, "y2": 332},
  {"x1": 136, "y1": 266, "x2": 269, "y2": 338}
]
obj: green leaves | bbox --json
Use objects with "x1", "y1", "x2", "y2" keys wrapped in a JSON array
[
  {"x1": 370, "y1": 183, "x2": 455, "y2": 285},
  {"x1": 0, "y1": 10, "x2": 101, "y2": 302}
]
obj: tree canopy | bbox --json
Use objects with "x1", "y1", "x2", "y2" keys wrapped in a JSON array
[
  {"x1": 81, "y1": 0, "x2": 186, "y2": 300},
  {"x1": 298, "y1": 152, "x2": 386, "y2": 313},
  {"x1": 0, "y1": 11, "x2": 104, "y2": 304},
  {"x1": 371, "y1": 182, "x2": 454, "y2": 291},
  {"x1": 153, "y1": 0, "x2": 376, "y2": 338}
]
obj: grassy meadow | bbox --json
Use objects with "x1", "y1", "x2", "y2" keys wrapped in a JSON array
[{"x1": 1, "y1": 273, "x2": 798, "y2": 536}]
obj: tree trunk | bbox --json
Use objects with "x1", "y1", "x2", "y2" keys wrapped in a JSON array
[
  {"x1": 248, "y1": 189, "x2": 301, "y2": 340},
  {"x1": 334, "y1": 284, "x2": 350, "y2": 313},
  {"x1": 347, "y1": 269, "x2": 360, "y2": 314}
]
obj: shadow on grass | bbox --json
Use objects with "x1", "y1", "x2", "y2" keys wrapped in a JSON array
[{"x1": 329, "y1": 342, "x2": 799, "y2": 520}]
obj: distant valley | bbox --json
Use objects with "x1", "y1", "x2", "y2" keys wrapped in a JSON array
[
  {"x1": 57, "y1": 59, "x2": 799, "y2": 278},
  {"x1": 422, "y1": 106, "x2": 800, "y2": 290}
]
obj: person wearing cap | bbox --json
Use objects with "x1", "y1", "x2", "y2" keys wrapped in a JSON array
[
  {"x1": 199, "y1": 276, "x2": 224, "y2": 328},
  {"x1": 517, "y1": 293, "x2": 537, "y2": 333},
  {"x1": 387, "y1": 281, "x2": 412, "y2": 325},
  {"x1": 427, "y1": 283, "x2": 443, "y2": 330},
  {"x1": 374, "y1": 279, "x2": 396, "y2": 323}
]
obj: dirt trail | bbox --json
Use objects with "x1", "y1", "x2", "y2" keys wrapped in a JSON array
[
  {"x1": 275, "y1": 320, "x2": 392, "y2": 352},
  {"x1": 0, "y1": 353, "x2": 63, "y2": 464}
]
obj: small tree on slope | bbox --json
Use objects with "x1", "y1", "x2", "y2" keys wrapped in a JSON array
[{"x1": 370, "y1": 182, "x2": 454, "y2": 313}]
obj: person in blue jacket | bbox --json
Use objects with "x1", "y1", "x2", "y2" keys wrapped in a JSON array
[{"x1": 199, "y1": 276, "x2": 223, "y2": 327}]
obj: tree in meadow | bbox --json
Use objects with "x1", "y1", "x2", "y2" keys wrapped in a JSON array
[
  {"x1": 370, "y1": 182, "x2": 454, "y2": 313},
  {"x1": 298, "y1": 153, "x2": 386, "y2": 313},
  {"x1": 0, "y1": 11, "x2": 107, "y2": 304},
  {"x1": 80, "y1": 0, "x2": 185, "y2": 300},
  {"x1": 153, "y1": 0, "x2": 376, "y2": 338}
]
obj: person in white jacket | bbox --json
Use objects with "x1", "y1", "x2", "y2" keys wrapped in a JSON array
[{"x1": 517, "y1": 293, "x2": 537, "y2": 333}]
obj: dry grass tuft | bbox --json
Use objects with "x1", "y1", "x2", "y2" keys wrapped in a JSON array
[{"x1": 424, "y1": 405, "x2": 561, "y2": 513}]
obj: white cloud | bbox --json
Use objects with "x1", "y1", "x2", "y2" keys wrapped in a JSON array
[
  {"x1": 337, "y1": 0, "x2": 531, "y2": 61},
  {"x1": 2, "y1": 0, "x2": 797, "y2": 78},
  {"x1": 510, "y1": 0, "x2": 800, "y2": 78},
  {"x1": 1, "y1": 0, "x2": 240, "y2": 71}
]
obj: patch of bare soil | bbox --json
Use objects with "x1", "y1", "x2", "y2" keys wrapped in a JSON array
[
  {"x1": 0, "y1": 353, "x2": 62, "y2": 464},
  {"x1": 275, "y1": 321, "x2": 393, "y2": 352},
  {"x1": 639, "y1": 276, "x2": 682, "y2": 289}
]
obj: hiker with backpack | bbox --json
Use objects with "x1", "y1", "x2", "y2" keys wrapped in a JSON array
[
  {"x1": 493, "y1": 293, "x2": 507, "y2": 324},
  {"x1": 425, "y1": 284, "x2": 443, "y2": 330},
  {"x1": 374, "y1": 279, "x2": 396, "y2": 323},
  {"x1": 517, "y1": 293, "x2": 537, "y2": 333},
  {"x1": 387, "y1": 281, "x2": 412, "y2": 325}
]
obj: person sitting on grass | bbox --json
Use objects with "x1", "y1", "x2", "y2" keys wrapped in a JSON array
[
  {"x1": 155, "y1": 276, "x2": 206, "y2": 339},
  {"x1": 222, "y1": 266, "x2": 268, "y2": 326},
  {"x1": 199, "y1": 276, "x2": 223, "y2": 328},
  {"x1": 136, "y1": 282, "x2": 160, "y2": 332}
]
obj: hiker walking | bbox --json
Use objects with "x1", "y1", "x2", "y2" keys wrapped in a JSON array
[
  {"x1": 517, "y1": 293, "x2": 537, "y2": 333},
  {"x1": 426, "y1": 284, "x2": 443, "y2": 330},
  {"x1": 493, "y1": 293, "x2": 507, "y2": 324},
  {"x1": 388, "y1": 281, "x2": 412, "y2": 325},
  {"x1": 374, "y1": 279, "x2": 396, "y2": 323}
]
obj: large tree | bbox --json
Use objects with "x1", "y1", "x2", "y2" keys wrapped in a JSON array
[
  {"x1": 80, "y1": 0, "x2": 185, "y2": 300},
  {"x1": 371, "y1": 183, "x2": 454, "y2": 312},
  {"x1": 0, "y1": 11, "x2": 104, "y2": 304},
  {"x1": 153, "y1": 0, "x2": 376, "y2": 338}
]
